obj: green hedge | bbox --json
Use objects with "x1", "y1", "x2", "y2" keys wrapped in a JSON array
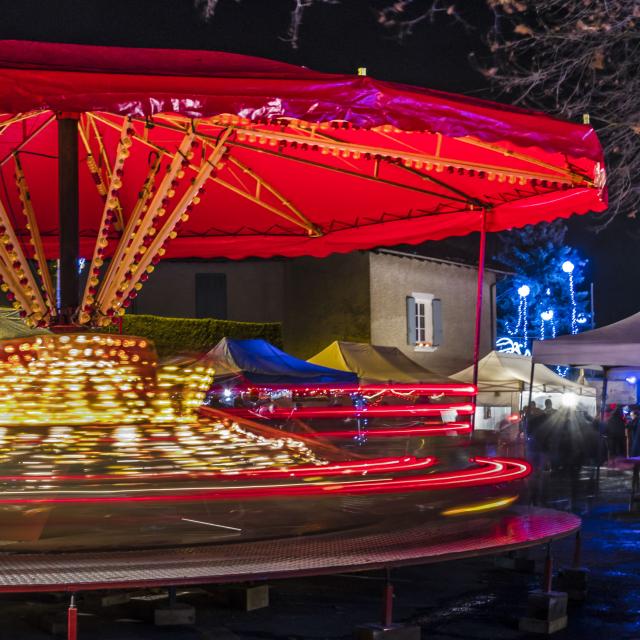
[{"x1": 108, "y1": 314, "x2": 282, "y2": 358}]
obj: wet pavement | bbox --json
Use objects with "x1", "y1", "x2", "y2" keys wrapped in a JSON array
[{"x1": 2, "y1": 466, "x2": 639, "y2": 639}]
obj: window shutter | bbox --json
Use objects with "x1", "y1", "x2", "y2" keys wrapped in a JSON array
[
  {"x1": 432, "y1": 298, "x2": 443, "y2": 347},
  {"x1": 406, "y1": 296, "x2": 416, "y2": 345}
]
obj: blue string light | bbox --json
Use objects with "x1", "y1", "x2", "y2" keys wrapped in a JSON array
[{"x1": 562, "y1": 260, "x2": 578, "y2": 334}]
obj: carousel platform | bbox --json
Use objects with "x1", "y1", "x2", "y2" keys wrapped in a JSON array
[{"x1": 0, "y1": 506, "x2": 579, "y2": 593}]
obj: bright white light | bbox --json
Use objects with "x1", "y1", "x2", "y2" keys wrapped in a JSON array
[
  {"x1": 577, "y1": 313, "x2": 587, "y2": 324},
  {"x1": 626, "y1": 376, "x2": 637, "y2": 385},
  {"x1": 518, "y1": 284, "x2": 530, "y2": 297},
  {"x1": 562, "y1": 392, "x2": 578, "y2": 408},
  {"x1": 562, "y1": 260, "x2": 575, "y2": 273},
  {"x1": 540, "y1": 310, "x2": 554, "y2": 321},
  {"x1": 223, "y1": 388, "x2": 232, "y2": 399}
]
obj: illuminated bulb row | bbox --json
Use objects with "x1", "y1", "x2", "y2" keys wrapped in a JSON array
[
  {"x1": 13, "y1": 159, "x2": 55, "y2": 317},
  {"x1": 231, "y1": 126, "x2": 556, "y2": 186},
  {"x1": 79, "y1": 121, "x2": 135, "y2": 325},
  {"x1": 0, "y1": 196, "x2": 48, "y2": 326},
  {"x1": 97, "y1": 135, "x2": 198, "y2": 325}
]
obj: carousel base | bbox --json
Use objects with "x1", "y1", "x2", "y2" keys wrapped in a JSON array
[{"x1": 0, "y1": 506, "x2": 579, "y2": 593}]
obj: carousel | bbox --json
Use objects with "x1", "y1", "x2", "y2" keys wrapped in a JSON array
[{"x1": 0, "y1": 41, "x2": 603, "y2": 577}]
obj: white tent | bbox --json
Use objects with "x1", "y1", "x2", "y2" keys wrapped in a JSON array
[
  {"x1": 451, "y1": 351, "x2": 596, "y2": 428},
  {"x1": 533, "y1": 311, "x2": 640, "y2": 377},
  {"x1": 532, "y1": 312, "x2": 640, "y2": 424}
]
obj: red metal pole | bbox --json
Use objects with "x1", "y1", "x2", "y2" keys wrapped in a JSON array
[
  {"x1": 381, "y1": 568, "x2": 393, "y2": 628},
  {"x1": 67, "y1": 594, "x2": 77, "y2": 640},
  {"x1": 471, "y1": 212, "x2": 488, "y2": 431}
]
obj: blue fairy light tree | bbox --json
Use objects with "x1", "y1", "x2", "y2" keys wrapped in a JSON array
[{"x1": 495, "y1": 221, "x2": 591, "y2": 361}]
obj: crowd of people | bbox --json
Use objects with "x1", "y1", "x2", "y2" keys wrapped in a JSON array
[
  {"x1": 524, "y1": 399, "x2": 640, "y2": 473},
  {"x1": 604, "y1": 405, "x2": 640, "y2": 459},
  {"x1": 525, "y1": 399, "x2": 600, "y2": 472}
]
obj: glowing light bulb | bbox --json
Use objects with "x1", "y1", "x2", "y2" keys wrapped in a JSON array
[
  {"x1": 517, "y1": 284, "x2": 530, "y2": 297},
  {"x1": 562, "y1": 260, "x2": 574, "y2": 273},
  {"x1": 540, "y1": 310, "x2": 554, "y2": 321}
]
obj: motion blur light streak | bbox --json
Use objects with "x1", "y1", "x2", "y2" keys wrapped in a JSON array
[
  {"x1": 0, "y1": 333, "x2": 213, "y2": 426},
  {"x1": 0, "y1": 332, "x2": 530, "y2": 551},
  {"x1": 0, "y1": 458, "x2": 531, "y2": 504},
  {"x1": 180, "y1": 518, "x2": 242, "y2": 531},
  {"x1": 0, "y1": 455, "x2": 437, "y2": 482},
  {"x1": 226, "y1": 403, "x2": 474, "y2": 419},
  {"x1": 298, "y1": 423, "x2": 472, "y2": 438},
  {"x1": 442, "y1": 495, "x2": 519, "y2": 516},
  {"x1": 236, "y1": 383, "x2": 477, "y2": 396}
]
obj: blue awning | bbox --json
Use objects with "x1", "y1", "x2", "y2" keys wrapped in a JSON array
[{"x1": 208, "y1": 338, "x2": 358, "y2": 384}]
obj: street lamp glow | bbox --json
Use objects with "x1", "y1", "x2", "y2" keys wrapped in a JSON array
[
  {"x1": 517, "y1": 284, "x2": 530, "y2": 297},
  {"x1": 562, "y1": 260, "x2": 575, "y2": 273}
]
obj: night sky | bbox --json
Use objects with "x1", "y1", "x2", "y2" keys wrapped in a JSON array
[{"x1": 0, "y1": 0, "x2": 633, "y2": 326}]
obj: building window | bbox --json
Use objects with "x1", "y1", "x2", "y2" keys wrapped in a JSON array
[
  {"x1": 406, "y1": 293, "x2": 442, "y2": 350},
  {"x1": 195, "y1": 273, "x2": 228, "y2": 319}
]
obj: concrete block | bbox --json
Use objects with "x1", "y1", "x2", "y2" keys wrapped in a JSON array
[
  {"x1": 206, "y1": 583, "x2": 269, "y2": 611},
  {"x1": 519, "y1": 616, "x2": 568, "y2": 634},
  {"x1": 556, "y1": 567, "x2": 589, "y2": 601},
  {"x1": 354, "y1": 622, "x2": 421, "y2": 640},
  {"x1": 519, "y1": 590, "x2": 568, "y2": 634},
  {"x1": 154, "y1": 602, "x2": 196, "y2": 626},
  {"x1": 86, "y1": 591, "x2": 132, "y2": 608},
  {"x1": 36, "y1": 612, "x2": 67, "y2": 637},
  {"x1": 494, "y1": 550, "x2": 536, "y2": 572}
]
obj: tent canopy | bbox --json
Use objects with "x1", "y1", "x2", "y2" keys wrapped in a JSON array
[
  {"x1": 0, "y1": 40, "x2": 606, "y2": 262},
  {"x1": 207, "y1": 338, "x2": 358, "y2": 384},
  {"x1": 451, "y1": 350, "x2": 594, "y2": 396},
  {"x1": 533, "y1": 312, "x2": 640, "y2": 371},
  {"x1": 308, "y1": 341, "x2": 443, "y2": 383},
  {"x1": 0, "y1": 308, "x2": 49, "y2": 339}
]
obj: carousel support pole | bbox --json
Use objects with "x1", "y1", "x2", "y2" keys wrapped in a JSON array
[
  {"x1": 596, "y1": 367, "x2": 610, "y2": 487},
  {"x1": 67, "y1": 593, "x2": 77, "y2": 640},
  {"x1": 354, "y1": 567, "x2": 420, "y2": 640},
  {"x1": 471, "y1": 212, "x2": 488, "y2": 432},
  {"x1": 58, "y1": 114, "x2": 80, "y2": 323},
  {"x1": 381, "y1": 567, "x2": 393, "y2": 628},
  {"x1": 558, "y1": 529, "x2": 589, "y2": 600},
  {"x1": 525, "y1": 359, "x2": 536, "y2": 455},
  {"x1": 519, "y1": 542, "x2": 569, "y2": 634}
]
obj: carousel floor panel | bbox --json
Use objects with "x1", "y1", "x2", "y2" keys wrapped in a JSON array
[{"x1": 0, "y1": 506, "x2": 579, "y2": 593}]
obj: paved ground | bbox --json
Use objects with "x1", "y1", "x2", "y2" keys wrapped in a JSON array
[{"x1": 2, "y1": 467, "x2": 639, "y2": 639}]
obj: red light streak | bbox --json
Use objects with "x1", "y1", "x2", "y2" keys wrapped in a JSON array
[
  {"x1": 229, "y1": 383, "x2": 477, "y2": 395},
  {"x1": 0, "y1": 457, "x2": 531, "y2": 504},
  {"x1": 300, "y1": 423, "x2": 472, "y2": 438},
  {"x1": 0, "y1": 456, "x2": 436, "y2": 483},
  {"x1": 224, "y1": 403, "x2": 474, "y2": 420}
]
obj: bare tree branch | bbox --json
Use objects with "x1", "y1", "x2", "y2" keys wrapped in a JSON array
[{"x1": 479, "y1": 0, "x2": 640, "y2": 228}]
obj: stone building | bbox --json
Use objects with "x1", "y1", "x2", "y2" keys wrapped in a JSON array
[{"x1": 132, "y1": 248, "x2": 499, "y2": 375}]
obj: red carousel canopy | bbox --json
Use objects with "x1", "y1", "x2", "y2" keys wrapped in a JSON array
[
  {"x1": 0, "y1": 41, "x2": 607, "y2": 326},
  {"x1": 0, "y1": 40, "x2": 606, "y2": 262}
]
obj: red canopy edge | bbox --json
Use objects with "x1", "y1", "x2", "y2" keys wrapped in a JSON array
[
  {"x1": 28, "y1": 187, "x2": 600, "y2": 261},
  {"x1": 0, "y1": 40, "x2": 603, "y2": 162}
]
